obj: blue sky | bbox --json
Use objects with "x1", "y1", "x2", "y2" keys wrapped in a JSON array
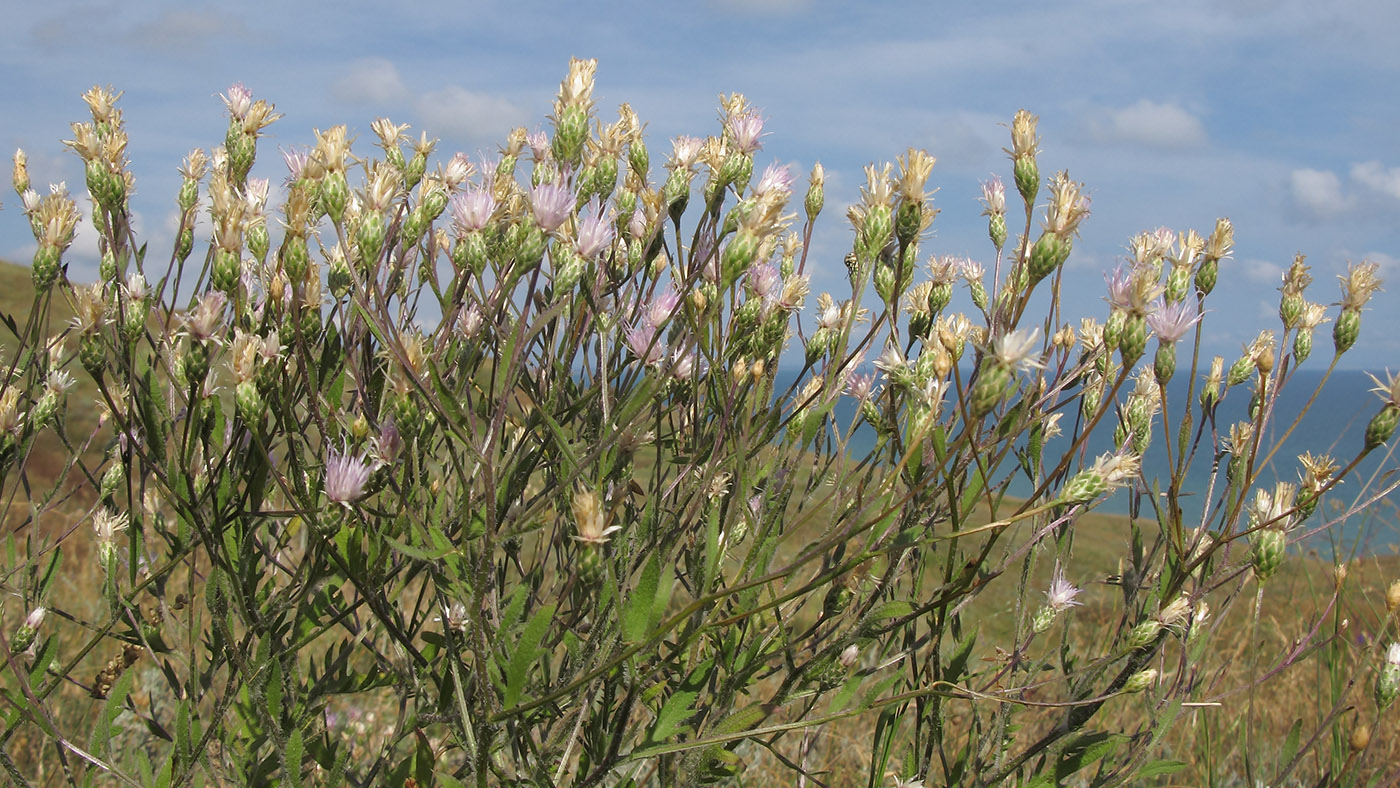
[{"x1": 4, "y1": 0, "x2": 1400, "y2": 369}]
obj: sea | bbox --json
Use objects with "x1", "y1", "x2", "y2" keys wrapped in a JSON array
[{"x1": 770, "y1": 367, "x2": 1400, "y2": 559}]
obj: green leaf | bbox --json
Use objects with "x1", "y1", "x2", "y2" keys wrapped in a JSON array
[
  {"x1": 647, "y1": 688, "x2": 699, "y2": 744},
  {"x1": 827, "y1": 672, "x2": 864, "y2": 714},
  {"x1": 1278, "y1": 717, "x2": 1303, "y2": 775},
  {"x1": 625, "y1": 554, "x2": 661, "y2": 646},
  {"x1": 1055, "y1": 732, "x2": 1123, "y2": 783},
  {"x1": 266, "y1": 658, "x2": 284, "y2": 731},
  {"x1": 1133, "y1": 759, "x2": 1187, "y2": 780},
  {"x1": 503, "y1": 603, "x2": 554, "y2": 708},
  {"x1": 89, "y1": 668, "x2": 135, "y2": 757},
  {"x1": 283, "y1": 727, "x2": 304, "y2": 788}
]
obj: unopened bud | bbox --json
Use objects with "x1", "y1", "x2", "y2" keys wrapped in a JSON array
[
  {"x1": 1351, "y1": 723, "x2": 1371, "y2": 753},
  {"x1": 1385, "y1": 579, "x2": 1400, "y2": 614},
  {"x1": 1122, "y1": 668, "x2": 1158, "y2": 694}
]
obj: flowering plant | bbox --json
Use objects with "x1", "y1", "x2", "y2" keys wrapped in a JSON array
[{"x1": 1, "y1": 61, "x2": 1398, "y2": 787}]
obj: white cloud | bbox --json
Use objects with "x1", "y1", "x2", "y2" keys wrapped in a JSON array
[
  {"x1": 1241, "y1": 257, "x2": 1284, "y2": 284},
  {"x1": 332, "y1": 57, "x2": 409, "y2": 105},
  {"x1": 1288, "y1": 167, "x2": 1351, "y2": 220},
  {"x1": 1350, "y1": 160, "x2": 1400, "y2": 200},
  {"x1": 416, "y1": 86, "x2": 529, "y2": 144},
  {"x1": 124, "y1": 9, "x2": 244, "y2": 54},
  {"x1": 1088, "y1": 100, "x2": 1207, "y2": 149}
]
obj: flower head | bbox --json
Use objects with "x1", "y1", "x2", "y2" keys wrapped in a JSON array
[
  {"x1": 528, "y1": 182, "x2": 574, "y2": 232},
  {"x1": 988, "y1": 327, "x2": 1045, "y2": 372},
  {"x1": 726, "y1": 111, "x2": 765, "y2": 155},
  {"x1": 1146, "y1": 299, "x2": 1202, "y2": 343},
  {"x1": 571, "y1": 487, "x2": 621, "y2": 545},
  {"x1": 1368, "y1": 370, "x2": 1400, "y2": 408},
  {"x1": 221, "y1": 83, "x2": 253, "y2": 121},
  {"x1": 1340, "y1": 261, "x2": 1383, "y2": 310},
  {"x1": 980, "y1": 176, "x2": 1005, "y2": 216},
  {"x1": 1045, "y1": 563, "x2": 1082, "y2": 613},
  {"x1": 625, "y1": 324, "x2": 665, "y2": 367},
  {"x1": 574, "y1": 200, "x2": 616, "y2": 259},
  {"x1": 325, "y1": 445, "x2": 374, "y2": 505},
  {"x1": 450, "y1": 187, "x2": 497, "y2": 235}
]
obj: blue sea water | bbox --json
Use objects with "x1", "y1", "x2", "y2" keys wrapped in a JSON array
[{"x1": 772, "y1": 367, "x2": 1400, "y2": 557}]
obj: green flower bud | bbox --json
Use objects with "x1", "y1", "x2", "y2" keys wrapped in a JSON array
[
  {"x1": 1280, "y1": 292, "x2": 1304, "y2": 330},
  {"x1": 1334, "y1": 308, "x2": 1360, "y2": 355},
  {"x1": 1028, "y1": 231, "x2": 1068, "y2": 283},
  {"x1": 1153, "y1": 342, "x2": 1177, "y2": 385},
  {"x1": 1119, "y1": 314, "x2": 1147, "y2": 365},
  {"x1": 1227, "y1": 355, "x2": 1255, "y2": 387},
  {"x1": 247, "y1": 223, "x2": 269, "y2": 264},
  {"x1": 989, "y1": 214, "x2": 1007, "y2": 251},
  {"x1": 1252, "y1": 528, "x2": 1286, "y2": 581},
  {"x1": 895, "y1": 199, "x2": 922, "y2": 247},
  {"x1": 1125, "y1": 620, "x2": 1162, "y2": 651},
  {"x1": 970, "y1": 362, "x2": 1012, "y2": 417},
  {"x1": 80, "y1": 334, "x2": 106, "y2": 378},
  {"x1": 1376, "y1": 647, "x2": 1400, "y2": 709},
  {"x1": 861, "y1": 205, "x2": 892, "y2": 261},
  {"x1": 1293, "y1": 328, "x2": 1314, "y2": 364},
  {"x1": 236, "y1": 381, "x2": 263, "y2": 425},
  {"x1": 100, "y1": 461, "x2": 124, "y2": 501},
  {"x1": 1103, "y1": 310, "x2": 1125, "y2": 353},
  {"x1": 176, "y1": 227, "x2": 194, "y2": 263},
  {"x1": 1122, "y1": 668, "x2": 1159, "y2": 694},
  {"x1": 32, "y1": 244, "x2": 62, "y2": 291},
  {"x1": 1165, "y1": 266, "x2": 1191, "y2": 303},
  {"x1": 1195, "y1": 258, "x2": 1218, "y2": 296},
  {"x1": 628, "y1": 141, "x2": 649, "y2": 179},
  {"x1": 1365, "y1": 404, "x2": 1400, "y2": 452},
  {"x1": 320, "y1": 172, "x2": 349, "y2": 224},
  {"x1": 804, "y1": 177, "x2": 824, "y2": 224},
  {"x1": 280, "y1": 236, "x2": 309, "y2": 281},
  {"x1": 212, "y1": 249, "x2": 240, "y2": 293},
  {"x1": 177, "y1": 178, "x2": 199, "y2": 213},
  {"x1": 355, "y1": 214, "x2": 386, "y2": 263},
  {"x1": 1013, "y1": 157, "x2": 1039, "y2": 206}
]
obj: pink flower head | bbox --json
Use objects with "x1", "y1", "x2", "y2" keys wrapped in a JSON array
[
  {"x1": 845, "y1": 371, "x2": 877, "y2": 401},
  {"x1": 442, "y1": 152, "x2": 475, "y2": 187},
  {"x1": 529, "y1": 182, "x2": 574, "y2": 232},
  {"x1": 726, "y1": 111, "x2": 766, "y2": 155},
  {"x1": 980, "y1": 176, "x2": 1005, "y2": 216},
  {"x1": 526, "y1": 129, "x2": 551, "y2": 161},
  {"x1": 575, "y1": 200, "x2": 616, "y2": 259},
  {"x1": 1045, "y1": 563, "x2": 1082, "y2": 612},
  {"x1": 752, "y1": 163, "x2": 793, "y2": 198},
  {"x1": 747, "y1": 263, "x2": 781, "y2": 302},
  {"x1": 325, "y1": 445, "x2": 374, "y2": 505},
  {"x1": 628, "y1": 208, "x2": 650, "y2": 240},
  {"x1": 451, "y1": 187, "x2": 497, "y2": 234},
  {"x1": 281, "y1": 147, "x2": 310, "y2": 181},
  {"x1": 1146, "y1": 299, "x2": 1202, "y2": 343},
  {"x1": 645, "y1": 290, "x2": 681, "y2": 329},
  {"x1": 625, "y1": 323, "x2": 665, "y2": 367},
  {"x1": 221, "y1": 83, "x2": 253, "y2": 121},
  {"x1": 1105, "y1": 265, "x2": 1135, "y2": 311},
  {"x1": 670, "y1": 136, "x2": 704, "y2": 170},
  {"x1": 670, "y1": 347, "x2": 707, "y2": 381}
]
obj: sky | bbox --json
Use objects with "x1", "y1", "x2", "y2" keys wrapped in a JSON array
[{"x1": 3, "y1": 0, "x2": 1400, "y2": 369}]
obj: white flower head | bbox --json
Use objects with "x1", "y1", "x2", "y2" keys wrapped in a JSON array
[{"x1": 1045, "y1": 562, "x2": 1082, "y2": 613}]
